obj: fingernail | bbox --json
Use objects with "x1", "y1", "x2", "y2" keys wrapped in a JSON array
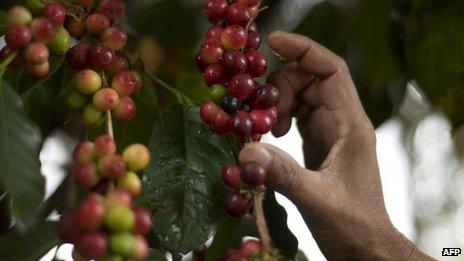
[{"x1": 239, "y1": 143, "x2": 272, "y2": 169}]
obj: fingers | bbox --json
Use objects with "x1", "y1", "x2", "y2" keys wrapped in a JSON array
[
  {"x1": 267, "y1": 31, "x2": 345, "y2": 78},
  {"x1": 239, "y1": 142, "x2": 319, "y2": 201}
]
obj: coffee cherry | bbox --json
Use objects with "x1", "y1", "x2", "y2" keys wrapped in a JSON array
[
  {"x1": 206, "y1": 26, "x2": 224, "y2": 45},
  {"x1": 228, "y1": 73, "x2": 254, "y2": 100},
  {"x1": 98, "y1": 0, "x2": 126, "y2": 22},
  {"x1": 101, "y1": 27, "x2": 128, "y2": 51},
  {"x1": 220, "y1": 96, "x2": 242, "y2": 114},
  {"x1": 114, "y1": 96, "x2": 136, "y2": 122},
  {"x1": 43, "y1": 3, "x2": 66, "y2": 25},
  {"x1": 86, "y1": 13, "x2": 110, "y2": 36},
  {"x1": 57, "y1": 213, "x2": 80, "y2": 244},
  {"x1": 5, "y1": 25, "x2": 33, "y2": 50},
  {"x1": 204, "y1": 0, "x2": 229, "y2": 23},
  {"x1": 74, "y1": 0, "x2": 95, "y2": 8},
  {"x1": 240, "y1": 239, "x2": 262, "y2": 257},
  {"x1": 221, "y1": 164, "x2": 244, "y2": 190},
  {"x1": 67, "y1": 43, "x2": 90, "y2": 70},
  {"x1": 250, "y1": 110, "x2": 272, "y2": 134},
  {"x1": 116, "y1": 172, "x2": 142, "y2": 197},
  {"x1": 199, "y1": 42, "x2": 224, "y2": 65},
  {"x1": 221, "y1": 250, "x2": 247, "y2": 261},
  {"x1": 213, "y1": 110, "x2": 231, "y2": 135},
  {"x1": 94, "y1": 134, "x2": 117, "y2": 156},
  {"x1": 107, "y1": 56, "x2": 130, "y2": 74},
  {"x1": 204, "y1": 64, "x2": 227, "y2": 86},
  {"x1": 89, "y1": 44, "x2": 115, "y2": 70},
  {"x1": 221, "y1": 25, "x2": 247, "y2": 50},
  {"x1": 196, "y1": 55, "x2": 208, "y2": 73},
  {"x1": 106, "y1": 189, "x2": 132, "y2": 207},
  {"x1": 83, "y1": 104, "x2": 104, "y2": 125},
  {"x1": 132, "y1": 235, "x2": 150, "y2": 260},
  {"x1": 75, "y1": 69, "x2": 102, "y2": 94},
  {"x1": 110, "y1": 232, "x2": 135, "y2": 256},
  {"x1": 240, "y1": 162, "x2": 266, "y2": 187},
  {"x1": 237, "y1": 0, "x2": 259, "y2": 7},
  {"x1": 24, "y1": 42, "x2": 49, "y2": 64},
  {"x1": 75, "y1": 193, "x2": 106, "y2": 230},
  {"x1": 6, "y1": 5, "x2": 32, "y2": 26},
  {"x1": 210, "y1": 84, "x2": 228, "y2": 102},
  {"x1": 246, "y1": 31, "x2": 262, "y2": 50},
  {"x1": 111, "y1": 70, "x2": 141, "y2": 97},
  {"x1": 25, "y1": 0, "x2": 44, "y2": 15},
  {"x1": 267, "y1": 106, "x2": 278, "y2": 124},
  {"x1": 200, "y1": 101, "x2": 220, "y2": 124},
  {"x1": 48, "y1": 26, "x2": 71, "y2": 54},
  {"x1": 73, "y1": 142, "x2": 96, "y2": 164},
  {"x1": 221, "y1": 50, "x2": 247, "y2": 75},
  {"x1": 30, "y1": 17, "x2": 58, "y2": 44},
  {"x1": 251, "y1": 133, "x2": 261, "y2": 142},
  {"x1": 25, "y1": 61, "x2": 49, "y2": 78},
  {"x1": 93, "y1": 88, "x2": 120, "y2": 110},
  {"x1": 230, "y1": 111, "x2": 253, "y2": 138},
  {"x1": 72, "y1": 163, "x2": 100, "y2": 188},
  {"x1": 99, "y1": 254, "x2": 123, "y2": 261},
  {"x1": 227, "y1": 3, "x2": 251, "y2": 27},
  {"x1": 253, "y1": 84, "x2": 279, "y2": 109},
  {"x1": 77, "y1": 232, "x2": 108, "y2": 259},
  {"x1": 224, "y1": 193, "x2": 250, "y2": 218},
  {"x1": 245, "y1": 50, "x2": 267, "y2": 77},
  {"x1": 133, "y1": 208, "x2": 152, "y2": 235},
  {"x1": 122, "y1": 144, "x2": 150, "y2": 171},
  {"x1": 99, "y1": 154, "x2": 127, "y2": 178},
  {"x1": 65, "y1": 17, "x2": 85, "y2": 38},
  {"x1": 105, "y1": 205, "x2": 135, "y2": 232}
]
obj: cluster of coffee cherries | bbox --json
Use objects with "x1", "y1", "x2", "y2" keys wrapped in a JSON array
[
  {"x1": 1, "y1": 4, "x2": 70, "y2": 78},
  {"x1": 64, "y1": 0, "x2": 139, "y2": 125},
  {"x1": 198, "y1": 0, "x2": 279, "y2": 141},
  {"x1": 221, "y1": 238, "x2": 263, "y2": 261},
  {"x1": 58, "y1": 134, "x2": 152, "y2": 260},
  {"x1": 221, "y1": 161, "x2": 267, "y2": 218}
]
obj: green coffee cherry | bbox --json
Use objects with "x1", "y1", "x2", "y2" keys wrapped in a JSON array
[
  {"x1": 67, "y1": 91, "x2": 87, "y2": 110},
  {"x1": 83, "y1": 104, "x2": 104, "y2": 125},
  {"x1": 110, "y1": 232, "x2": 136, "y2": 256},
  {"x1": 210, "y1": 84, "x2": 227, "y2": 102},
  {"x1": 105, "y1": 205, "x2": 135, "y2": 232},
  {"x1": 48, "y1": 27, "x2": 71, "y2": 54},
  {"x1": 25, "y1": 0, "x2": 44, "y2": 15}
]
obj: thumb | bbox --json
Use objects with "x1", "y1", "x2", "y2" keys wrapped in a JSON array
[{"x1": 239, "y1": 142, "x2": 317, "y2": 201}]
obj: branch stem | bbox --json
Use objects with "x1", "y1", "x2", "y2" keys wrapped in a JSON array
[{"x1": 252, "y1": 188, "x2": 273, "y2": 254}]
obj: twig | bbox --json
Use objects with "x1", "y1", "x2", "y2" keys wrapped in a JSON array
[
  {"x1": 100, "y1": 72, "x2": 114, "y2": 138},
  {"x1": 252, "y1": 188, "x2": 273, "y2": 254}
]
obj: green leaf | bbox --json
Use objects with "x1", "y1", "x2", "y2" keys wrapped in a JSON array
[
  {"x1": 0, "y1": 80, "x2": 44, "y2": 230},
  {"x1": 205, "y1": 218, "x2": 241, "y2": 261},
  {"x1": 17, "y1": 55, "x2": 65, "y2": 94},
  {"x1": 0, "y1": 11, "x2": 7, "y2": 35},
  {"x1": 263, "y1": 191, "x2": 298, "y2": 259},
  {"x1": 148, "y1": 249, "x2": 167, "y2": 261},
  {"x1": 0, "y1": 221, "x2": 58, "y2": 261},
  {"x1": 143, "y1": 103, "x2": 235, "y2": 254}
]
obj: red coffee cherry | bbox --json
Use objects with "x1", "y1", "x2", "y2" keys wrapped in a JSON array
[
  {"x1": 245, "y1": 50, "x2": 267, "y2": 77},
  {"x1": 132, "y1": 235, "x2": 150, "y2": 260},
  {"x1": 111, "y1": 70, "x2": 141, "y2": 97},
  {"x1": 246, "y1": 31, "x2": 262, "y2": 51},
  {"x1": 66, "y1": 43, "x2": 90, "y2": 70},
  {"x1": 224, "y1": 193, "x2": 250, "y2": 218},
  {"x1": 251, "y1": 133, "x2": 262, "y2": 142},
  {"x1": 98, "y1": 0, "x2": 126, "y2": 22},
  {"x1": 240, "y1": 238, "x2": 262, "y2": 257},
  {"x1": 75, "y1": 193, "x2": 106, "y2": 230},
  {"x1": 200, "y1": 101, "x2": 220, "y2": 124},
  {"x1": 30, "y1": 17, "x2": 58, "y2": 44},
  {"x1": 43, "y1": 3, "x2": 66, "y2": 26},
  {"x1": 24, "y1": 42, "x2": 49, "y2": 64},
  {"x1": 107, "y1": 55, "x2": 130, "y2": 74},
  {"x1": 213, "y1": 110, "x2": 231, "y2": 135},
  {"x1": 206, "y1": 26, "x2": 224, "y2": 45},
  {"x1": 221, "y1": 164, "x2": 245, "y2": 190},
  {"x1": 221, "y1": 50, "x2": 247, "y2": 75},
  {"x1": 99, "y1": 154, "x2": 127, "y2": 179},
  {"x1": 65, "y1": 17, "x2": 86, "y2": 38},
  {"x1": 6, "y1": 5, "x2": 32, "y2": 26},
  {"x1": 94, "y1": 135, "x2": 117, "y2": 156},
  {"x1": 93, "y1": 88, "x2": 120, "y2": 110},
  {"x1": 86, "y1": 13, "x2": 110, "y2": 36},
  {"x1": 237, "y1": 0, "x2": 259, "y2": 7},
  {"x1": 228, "y1": 73, "x2": 254, "y2": 100},
  {"x1": 106, "y1": 189, "x2": 132, "y2": 207},
  {"x1": 73, "y1": 142, "x2": 96, "y2": 164},
  {"x1": 230, "y1": 111, "x2": 253, "y2": 138},
  {"x1": 221, "y1": 25, "x2": 247, "y2": 50},
  {"x1": 89, "y1": 44, "x2": 115, "y2": 70},
  {"x1": 227, "y1": 3, "x2": 251, "y2": 27},
  {"x1": 253, "y1": 84, "x2": 279, "y2": 109},
  {"x1": 72, "y1": 162, "x2": 100, "y2": 188},
  {"x1": 5, "y1": 25, "x2": 32, "y2": 50},
  {"x1": 25, "y1": 61, "x2": 50, "y2": 78},
  {"x1": 196, "y1": 55, "x2": 208, "y2": 73},
  {"x1": 101, "y1": 27, "x2": 128, "y2": 51},
  {"x1": 132, "y1": 208, "x2": 152, "y2": 235},
  {"x1": 203, "y1": 64, "x2": 227, "y2": 86},
  {"x1": 240, "y1": 162, "x2": 266, "y2": 187},
  {"x1": 76, "y1": 232, "x2": 109, "y2": 260},
  {"x1": 203, "y1": 0, "x2": 229, "y2": 23},
  {"x1": 57, "y1": 213, "x2": 81, "y2": 244},
  {"x1": 199, "y1": 41, "x2": 224, "y2": 65},
  {"x1": 250, "y1": 110, "x2": 272, "y2": 134},
  {"x1": 114, "y1": 96, "x2": 137, "y2": 122},
  {"x1": 267, "y1": 106, "x2": 278, "y2": 124}
]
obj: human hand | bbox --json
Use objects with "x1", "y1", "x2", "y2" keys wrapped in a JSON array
[{"x1": 239, "y1": 31, "x2": 432, "y2": 260}]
